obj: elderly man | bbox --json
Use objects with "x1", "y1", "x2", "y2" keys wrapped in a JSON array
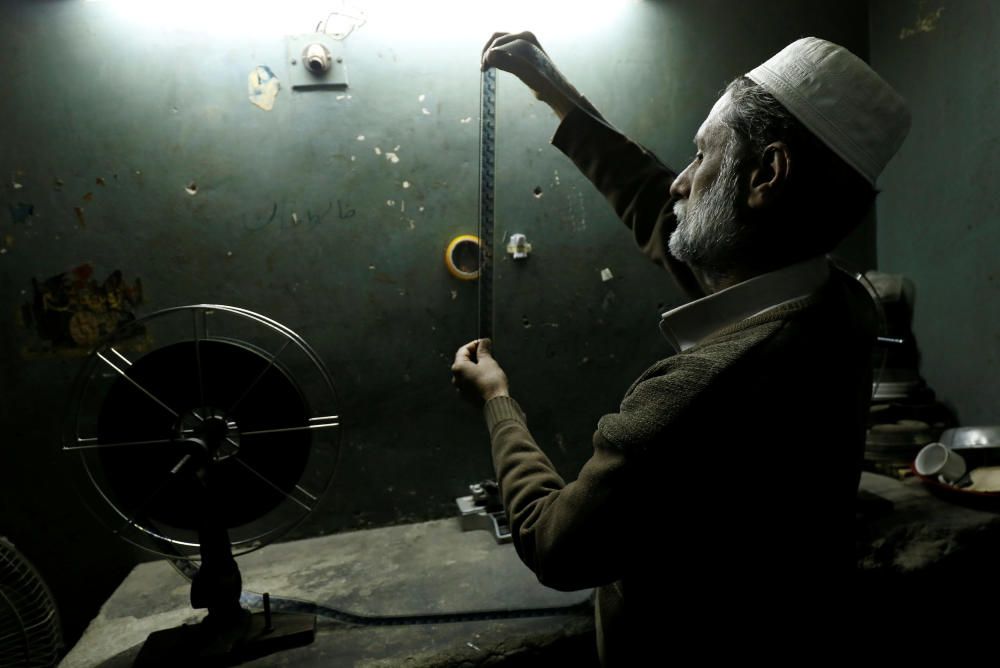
[{"x1": 452, "y1": 33, "x2": 909, "y2": 663}]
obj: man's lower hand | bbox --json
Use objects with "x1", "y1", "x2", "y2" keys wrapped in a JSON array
[{"x1": 451, "y1": 338, "x2": 510, "y2": 404}]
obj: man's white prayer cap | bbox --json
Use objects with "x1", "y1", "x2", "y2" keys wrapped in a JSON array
[{"x1": 746, "y1": 37, "x2": 910, "y2": 185}]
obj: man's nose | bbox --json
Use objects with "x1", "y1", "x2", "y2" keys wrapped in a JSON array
[{"x1": 669, "y1": 167, "x2": 691, "y2": 201}]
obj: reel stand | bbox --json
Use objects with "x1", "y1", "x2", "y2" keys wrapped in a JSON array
[{"x1": 63, "y1": 305, "x2": 341, "y2": 665}]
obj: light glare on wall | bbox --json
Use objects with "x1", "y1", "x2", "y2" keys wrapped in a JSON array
[{"x1": 81, "y1": 0, "x2": 638, "y2": 37}]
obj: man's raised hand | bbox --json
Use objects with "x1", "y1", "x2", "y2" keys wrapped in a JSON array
[{"x1": 480, "y1": 31, "x2": 583, "y2": 120}]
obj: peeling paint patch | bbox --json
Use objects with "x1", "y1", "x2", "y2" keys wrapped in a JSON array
[
  {"x1": 83, "y1": 192, "x2": 94, "y2": 202},
  {"x1": 451, "y1": 289, "x2": 458, "y2": 300},
  {"x1": 386, "y1": 200, "x2": 396, "y2": 207},
  {"x1": 421, "y1": 107, "x2": 431, "y2": 115},
  {"x1": 418, "y1": 94, "x2": 426, "y2": 102},
  {"x1": 900, "y1": 5, "x2": 944, "y2": 39},
  {"x1": 8, "y1": 202, "x2": 34, "y2": 224},
  {"x1": 418, "y1": 206, "x2": 425, "y2": 213},
  {"x1": 600, "y1": 268, "x2": 614, "y2": 282},
  {"x1": 96, "y1": 177, "x2": 106, "y2": 186},
  {"x1": 350, "y1": 155, "x2": 356, "y2": 161},
  {"x1": 74, "y1": 207, "x2": 86, "y2": 227},
  {"x1": 460, "y1": 117, "x2": 472, "y2": 124},
  {"x1": 402, "y1": 180, "x2": 411, "y2": 189},
  {"x1": 385, "y1": 152, "x2": 400, "y2": 164},
  {"x1": 374, "y1": 147, "x2": 382, "y2": 155},
  {"x1": 21, "y1": 264, "x2": 144, "y2": 354},
  {"x1": 185, "y1": 181, "x2": 198, "y2": 196},
  {"x1": 248, "y1": 65, "x2": 280, "y2": 111},
  {"x1": 53, "y1": 178, "x2": 64, "y2": 191},
  {"x1": 357, "y1": 135, "x2": 366, "y2": 141}
]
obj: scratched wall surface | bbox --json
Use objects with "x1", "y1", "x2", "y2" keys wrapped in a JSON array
[
  {"x1": 870, "y1": 0, "x2": 1000, "y2": 423},
  {"x1": 0, "y1": 0, "x2": 870, "y2": 646}
]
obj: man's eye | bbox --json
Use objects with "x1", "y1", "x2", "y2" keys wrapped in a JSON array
[{"x1": 695, "y1": 152, "x2": 704, "y2": 162}]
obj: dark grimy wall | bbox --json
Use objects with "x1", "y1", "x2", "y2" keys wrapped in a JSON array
[
  {"x1": 869, "y1": 0, "x2": 999, "y2": 423},
  {"x1": 0, "y1": 0, "x2": 871, "y2": 646}
]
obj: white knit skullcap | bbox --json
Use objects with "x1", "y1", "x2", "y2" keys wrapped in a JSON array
[{"x1": 746, "y1": 37, "x2": 910, "y2": 185}]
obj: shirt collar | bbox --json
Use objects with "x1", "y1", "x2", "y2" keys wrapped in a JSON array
[{"x1": 659, "y1": 255, "x2": 830, "y2": 353}]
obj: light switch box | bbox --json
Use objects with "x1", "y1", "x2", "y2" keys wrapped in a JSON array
[{"x1": 286, "y1": 34, "x2": 348, "y2": 90}]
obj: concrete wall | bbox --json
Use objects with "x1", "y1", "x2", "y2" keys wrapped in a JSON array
[
  {"x1": 0, "y1": 0, "x2": 871, "y2": 647},
  {"x1": 869, "y1": 0, "x2": 999, "y2": 423}
]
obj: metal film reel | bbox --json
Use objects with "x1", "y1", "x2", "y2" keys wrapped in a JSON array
[{"x1": 63, "y1": 305, "x2": 341, "y2": 560}]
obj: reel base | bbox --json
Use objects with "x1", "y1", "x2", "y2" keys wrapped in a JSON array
[{"x1": 134, "y1": 608, "x2": 316, "y2": 667}]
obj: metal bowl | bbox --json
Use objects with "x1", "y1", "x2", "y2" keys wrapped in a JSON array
[{"x1": 940, "y1": 427, "x2": 1000, "y2": 450}]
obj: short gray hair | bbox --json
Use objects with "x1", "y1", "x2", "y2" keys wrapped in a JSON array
[{"x1": 719, "y1": 76, "x2": 877, "y2": 259}]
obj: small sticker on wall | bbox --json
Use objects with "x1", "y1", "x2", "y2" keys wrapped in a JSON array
[
  {"x1": 248, "y1": 66, "x2": 280, "y2": 111},
  {"x1": 21, "y1": 264, "x2": 145, "y2": 355}
]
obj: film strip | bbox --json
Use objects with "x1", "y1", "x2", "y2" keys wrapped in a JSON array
[{"x1": 477, "y1": 67, "x2": 497, "y2": 342}]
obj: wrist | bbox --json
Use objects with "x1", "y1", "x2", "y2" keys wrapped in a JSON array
[
  {"x1": 483, "y1": 388, "x2": 510, "y2": 402},
  {"x1": 541, "y1": 83, "x2": 582, "y2": 121}
]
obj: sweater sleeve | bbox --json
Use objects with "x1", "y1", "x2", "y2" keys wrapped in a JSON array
[
  {"x1": 484, "y1": 396, "x2": 628, "y2": 591},
  {"x1": 551, "y1": 106, "x2": 703, "y2": 299}
]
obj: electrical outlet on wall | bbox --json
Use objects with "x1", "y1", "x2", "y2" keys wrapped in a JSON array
[{"x1": 286, "y1": 34, "x2": 348, "y2": 90}]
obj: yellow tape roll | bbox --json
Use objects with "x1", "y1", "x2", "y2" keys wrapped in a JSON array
[{"x1": 445, "y1": 235, "x2": 481, "y2": 281}]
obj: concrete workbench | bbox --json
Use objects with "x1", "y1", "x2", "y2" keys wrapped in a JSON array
[
  {"x1": 856, "y1": 471, "x2": 1000, "y2": 632},
  {"x1": 64, "y1": 472, "x2": 1000, "y2": 666},
  {"x1": 60, "y1": 519, "x2": 595, "y2": 667}
]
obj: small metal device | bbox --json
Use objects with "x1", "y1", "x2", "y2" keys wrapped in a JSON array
[
  {"x1": 456, "y1": 480, "x2": 511, "y2": 544},
  {"x1": 506, "y1": 233, "x2": 532, "y2": 260}
]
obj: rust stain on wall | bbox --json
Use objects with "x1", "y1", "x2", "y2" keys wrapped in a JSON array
[{"x1": 20, "y1": 264, "x2": 145, "y2": 356}]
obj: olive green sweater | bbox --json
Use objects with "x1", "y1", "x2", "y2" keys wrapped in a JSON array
[{"x1": 483, "y1": 108, "x2": 875, "y2": 663}]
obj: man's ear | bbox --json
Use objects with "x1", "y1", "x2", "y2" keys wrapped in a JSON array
[{"x1": 747, "y1": 141, "x2": 790, "y2": 210}]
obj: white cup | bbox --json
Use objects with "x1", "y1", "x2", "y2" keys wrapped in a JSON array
[{"x1": 915, "y1": 442, "x2": 967, "y2": 483}]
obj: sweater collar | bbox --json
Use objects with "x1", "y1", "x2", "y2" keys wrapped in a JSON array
[{"x1": 659, "y1": 255, "x2": 830, "y2": 353}]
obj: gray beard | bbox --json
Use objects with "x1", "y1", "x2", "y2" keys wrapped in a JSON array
[{"x1": 668, "y1": 148, "x2": 746, "y2": 273}]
